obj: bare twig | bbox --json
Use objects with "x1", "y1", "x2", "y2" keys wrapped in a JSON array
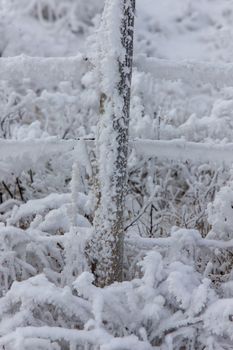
[
  {"x1": 124, "y1": 199, "x2": 153, "y2": 231},
  {"x1": 29, "y1": 169, "x2": 33, "y2": 183},
  {"x1": 2, "y1": 181, "x2": 14, "y2": 199},
  {"x1": 16, "y1": 177, "x2": 25, "y2": 202}
]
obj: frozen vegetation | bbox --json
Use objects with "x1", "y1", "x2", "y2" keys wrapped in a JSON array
[{"x1": 1, "y1": 0, "x2": 233, "y2": 349}]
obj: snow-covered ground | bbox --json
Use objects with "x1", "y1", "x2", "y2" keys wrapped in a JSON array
[
  {"x1": 1, "y1": 1, "x2": 233, "y2": 349},
  {"x1": 137, "y1": 0, "x2": 233, "y2": 62},
  {"x1": 2, "y1": 0, "x2": 233, "y2": 62}
]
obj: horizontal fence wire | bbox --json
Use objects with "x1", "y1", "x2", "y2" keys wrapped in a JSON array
[
  {"x1": 1, "y1": 54, "x2": 233, "y2": 87},
  {"x1": 1, "y1": 55, "x2": 232, "y2": 177},
  {"x1": 0, "y1": 138, "x2": 232, "y2": 165}
]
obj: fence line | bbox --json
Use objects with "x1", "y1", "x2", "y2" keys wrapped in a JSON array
[
  {"x1": 0, "y1": 138, "x2": 79, "y2": 181},
  {"x1": 0, "y1": 54, "x2": 88, "y2": 87},
  {"x1": 0, "y1": 138, "x2": 232, "y2": 166},
  {"x1": 135, "y1": 55, "x2": 233, "y2": 88},
  {"x1": 1, "y1": 54, "x2": 233, "y2": 88},
  {"x1": 0, "y1": 138, "x2": 77, "y2": 162},
  {"x1": 1, "y1": 55, "x2": 233, "y2": 177},
  {"x1": 132, "y1": 139, "x2": 233, "y2": 165}
]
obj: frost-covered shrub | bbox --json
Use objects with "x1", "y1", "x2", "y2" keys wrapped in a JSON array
[
  {"x1": 0, "y1": 75, "x2": 98, "y2": 140},
  {"x1": 0, "y1": 197, "x2": 65, "y2": 297},
  {"x1": 5, "y1": 0, "x2": 103, "y2": 28},
  {"x1": 204, "y1": 184, "x2": 233, "y2": 285},
  {"x1": 0, "y1": 190, "x2": 92, "y2": 296},
  {"x1": 2, "y1": 2, "x2": 233, "y2": 348},
  {"x1": 2, "y1": 227, "x2": 233, "y2": 350},
  {"x1": 126, "y1": 158, "x2": 227, "y2": 239},
  {"x1": 0, "y1": 71, "x2": 98, "y2": 201},
  {"x1": 0, "y1": 0, "x2": 103, "y2": 57},
  {"x1": 207, "y1": 184, "x2": 233, "y2": 240}
]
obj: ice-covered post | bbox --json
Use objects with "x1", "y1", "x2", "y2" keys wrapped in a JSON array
[{"x1": 86, "y1": 0, "x2": 136, "y2": 286}]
